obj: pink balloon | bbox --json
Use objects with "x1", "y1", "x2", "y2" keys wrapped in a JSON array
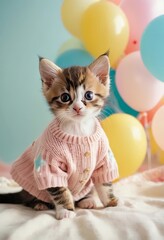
[
  {"x1": 115, "y1": 51, "x2": 164, "y2": 112},
  {"x1": 120, "y1": 0, "x2": 164, "y2": 54},
  {"x1": 152, "y1": 106, "x2": 164, "y2": 150}
]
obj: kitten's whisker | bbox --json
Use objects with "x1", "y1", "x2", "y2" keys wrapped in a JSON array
[
  {"x1": 101, "y1": 107, "x2": 113, "y2": 115},
  {"x1": 98, "y1": 107, "x2": 114, "y2": 120},
  {"x1": 56, "y1": 110, "x2": 73, "y2": 125}
]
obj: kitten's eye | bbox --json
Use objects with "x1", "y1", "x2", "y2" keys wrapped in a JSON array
[
  {"x1": 85, "y1": 91, "x2": 93, "y2": 100},
  {"x1": 61, "y1": 93, "x2": 71, "y2": 102}
]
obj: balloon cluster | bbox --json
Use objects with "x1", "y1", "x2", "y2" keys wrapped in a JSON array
[{"x1": 56, "y1": 0, "x2": 164, "y2": 178}]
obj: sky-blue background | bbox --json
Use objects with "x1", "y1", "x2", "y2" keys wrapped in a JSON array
[{"x1": 0, "y1": 0, "x2": 70, "y2": 163}]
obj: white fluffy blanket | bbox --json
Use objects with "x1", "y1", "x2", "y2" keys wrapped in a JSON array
[{"x1": 0, "y1": 167, "x2": 164, "y2": 240}]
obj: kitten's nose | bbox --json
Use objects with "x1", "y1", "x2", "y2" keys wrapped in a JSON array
[{"x1": 73, "y1": 105, "x2": 83, "y2": 114}]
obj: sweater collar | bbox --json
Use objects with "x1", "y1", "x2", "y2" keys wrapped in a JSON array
[{"x1": 50, "y1": 118, "x2": 102, "y2": 144}]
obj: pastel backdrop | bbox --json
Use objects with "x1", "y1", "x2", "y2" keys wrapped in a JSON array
[
  {"x1": 0, "y1": 0, "x2": 70, "y2": 163},
  {"x1": 1, "y1": 0, "x2": 164, "y2": 175}
]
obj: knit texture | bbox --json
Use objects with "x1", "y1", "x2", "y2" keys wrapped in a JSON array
[{"x1": 11, "y1": 118, "x2": 119, "y2": 203}]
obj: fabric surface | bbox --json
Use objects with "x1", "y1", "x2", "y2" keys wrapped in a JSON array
[
  {"x1": 11, "y1": 118, "x2": 119, "y2": 202},
  {"x1": 0, "y1": 166, "x2": 164, "y2": 240}
]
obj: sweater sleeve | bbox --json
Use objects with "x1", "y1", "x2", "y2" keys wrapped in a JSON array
[
  {"x1": 92, "y1": 139, "x2": 119, "y2": 184},
  {"x1": 33, "y1": 139, "x2": 68, "y2": 190}
]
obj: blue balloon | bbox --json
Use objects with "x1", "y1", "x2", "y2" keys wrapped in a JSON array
[
  {"x1": 140, "y1": 15, "x2": 164, "y2": 82},
  {"x1": 55, "y1": 49, "x2": 94, "y2": 68},
  {"x1": 101, "y1": 69, "x2": 139, "y2": 119}
]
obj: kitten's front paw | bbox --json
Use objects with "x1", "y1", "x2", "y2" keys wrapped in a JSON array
[{"x1": 55, "y1": 209, "x2": 76, "y2": 220}]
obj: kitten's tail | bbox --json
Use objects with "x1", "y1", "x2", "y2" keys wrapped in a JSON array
[{"x1": 0, "y1": 190, "x2": 29, "y2": 204}]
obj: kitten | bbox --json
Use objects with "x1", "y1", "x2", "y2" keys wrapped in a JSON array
[{"x1": 0, "y1": 53, "x2": 119, "y2": 220}]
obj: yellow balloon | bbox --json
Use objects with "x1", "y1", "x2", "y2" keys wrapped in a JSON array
[
  {"x1": 61, "y1": 0, "x2": 99, "y2": 38},
  {"x1": 101, "y1": 114, "x2": 147, "y2": 178},
  {"x1": 80, "y1": 1, "x2": 129, "y2": 67}
]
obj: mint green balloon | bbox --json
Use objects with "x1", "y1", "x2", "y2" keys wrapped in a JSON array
[
  {"x1": 141, "y1": 15, "x2": 164, "y2": 82},
  {"x1": 55, "y1": 49, "x2": 94, "y2": 68}
]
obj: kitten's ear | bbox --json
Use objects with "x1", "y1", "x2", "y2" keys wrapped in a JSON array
[
  {"x1": 39, "y1": 58, "x2": 62, "y2": 88},
  {"x1": 88, "y1": 53, "x2": 110, "y2": 85}
]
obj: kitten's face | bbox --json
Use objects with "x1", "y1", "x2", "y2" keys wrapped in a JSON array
[{"x1": 39, "y1": 54, "x2": 110, "y2": 122}]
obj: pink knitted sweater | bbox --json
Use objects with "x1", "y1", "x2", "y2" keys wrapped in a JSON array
[{"x1": 11, "y1": 118, "x2": 119, "y2": 203}]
